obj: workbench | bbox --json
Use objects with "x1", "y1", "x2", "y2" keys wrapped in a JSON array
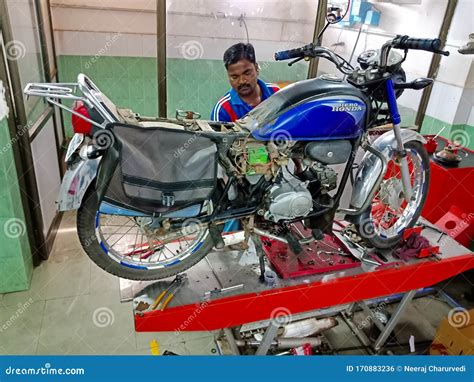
[{"x1": 123, "y1": 218, "x2": 472, "y2": 345}]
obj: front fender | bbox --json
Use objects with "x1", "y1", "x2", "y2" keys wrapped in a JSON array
[
  {"x1": 350, "y1": 129, "x2": 426, "y2": 210},
  {"x1": 57, "y1": 158, "x2": 100, "y2": 211}
]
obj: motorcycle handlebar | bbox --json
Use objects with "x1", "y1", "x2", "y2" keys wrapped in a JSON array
[{"x1": 391, "y1": 35, "x2": 450, "y2": 56}]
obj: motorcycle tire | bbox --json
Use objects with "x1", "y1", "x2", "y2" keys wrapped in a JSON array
[{"x1": 77, "y1": 189, "x2": 222, "y2": 280}]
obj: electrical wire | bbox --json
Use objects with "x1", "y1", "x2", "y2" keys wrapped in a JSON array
[{"x1": 239, "y1": 14, "x2": 250, "y2": 44}]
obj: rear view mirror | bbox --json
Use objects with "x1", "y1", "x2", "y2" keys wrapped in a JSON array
[{"x1": 326, "y1": 1, "x2": 349, "y2": 24}]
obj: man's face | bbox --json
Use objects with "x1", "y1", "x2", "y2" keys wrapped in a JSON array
[{"x1": 226, "y1": 59, "x2": 259, "y2": 97}]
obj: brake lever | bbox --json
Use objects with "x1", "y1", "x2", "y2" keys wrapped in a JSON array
[
  {"x1": 436, "y1": 49, "x2": 450, "y2": 56},
  {"x1": 288, "y1": 56, "x2": 305, "y2": 66}
]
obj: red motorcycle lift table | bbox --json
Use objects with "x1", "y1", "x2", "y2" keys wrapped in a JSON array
[{"x1": 127, "y1": 218, "x2": 473, "y2": 338}]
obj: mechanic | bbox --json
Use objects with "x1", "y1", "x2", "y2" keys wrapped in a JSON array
[{"x1": 211, "y1": 42, "x2": 279, "y2": 122}]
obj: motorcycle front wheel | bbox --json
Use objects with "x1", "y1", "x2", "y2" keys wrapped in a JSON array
[
  {"x1": 355, "y1": 141, "x2": 430, "y2": 249},
  {"x1": 77, "y1": 190, "x2": 221, "y2": 280}
]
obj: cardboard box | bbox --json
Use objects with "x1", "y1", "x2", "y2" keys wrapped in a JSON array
[{"x1": 430, "y1": 309, "x2": 474, "y2": 355}]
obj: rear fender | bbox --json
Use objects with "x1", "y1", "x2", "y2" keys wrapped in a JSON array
[{"x1": 57, "y1": 158, "x2": 100, "y2": 211}]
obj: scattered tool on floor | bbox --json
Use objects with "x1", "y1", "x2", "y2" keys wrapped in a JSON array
[
  {"x1": 150, "y1": 339, "x2": 160, "y2": 356},
  {"x1": 416, "y1": 221, "x2": 447, "y2": 243},
  {"x1": 204, "y1": 284, "x2": 244, "y2": 298},
  {"x1": 337, "y1": 232, "x2": 381, "y2": 267},
  {"x1": 150, "y1": 274, "x2": 187, "y2": 311}
]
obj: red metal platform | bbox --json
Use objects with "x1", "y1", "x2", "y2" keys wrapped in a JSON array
[
  {"x1": 132, "y1": 219, "x2": 473, "y2": 332},
  {"x1": 262, "y1": 228, "x2": 360, "y2": 279},
  {"x1": 422, "y1": 136, "x2": 474, "y2": 248}
]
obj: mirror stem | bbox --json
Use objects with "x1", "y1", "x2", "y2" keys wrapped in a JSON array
[{"x1": 317, "y1": 22, "x2": 331, "y2": 44}]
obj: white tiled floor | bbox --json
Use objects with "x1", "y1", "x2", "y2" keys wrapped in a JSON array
[{"x1": 0, "y1": 212, "x2": 217, "y2": 355}]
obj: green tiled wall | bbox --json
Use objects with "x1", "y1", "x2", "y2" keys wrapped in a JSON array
[
  {"x1": 58, "y1": 55, "x2": 308, "y2": 137},
  {"x1": 0, "y1": 116, "x2": 33, "y2": 293}
]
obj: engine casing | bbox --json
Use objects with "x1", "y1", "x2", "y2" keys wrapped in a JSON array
[{"x1": 264, "y1": 179, "x2": 313, "y2": 222}]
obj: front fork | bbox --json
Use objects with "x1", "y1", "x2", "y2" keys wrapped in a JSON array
[{"x1": 385, "y1": 79, "x2": 413, "y2": 201}]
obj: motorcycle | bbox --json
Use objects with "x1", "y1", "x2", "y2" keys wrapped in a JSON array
[{"x1": 24, "y1": 3, "x2": 449, "y2": 280}]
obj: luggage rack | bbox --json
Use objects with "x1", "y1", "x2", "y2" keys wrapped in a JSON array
[
  {"x1": 122, "y1": 218, "x2": 473, "y2": 354},
  {"x1": 24, "y1": 74, "x2": 122, "y2": 128},
  {"x1": 24, "y1": 77, "x2": 247, "y2": 134}
]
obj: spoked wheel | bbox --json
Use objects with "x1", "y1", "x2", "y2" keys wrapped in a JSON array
[
  {"x1": 77, "y1": 191, "x2": 220, "y2": 280},
  {"x1": 356, "y1": 141, "x2": 430, "y2": 249}
]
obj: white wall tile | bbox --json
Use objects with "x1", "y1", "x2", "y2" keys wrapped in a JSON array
[{"x1": 426, "y1": 82, "x2": 464, "y2": 124}]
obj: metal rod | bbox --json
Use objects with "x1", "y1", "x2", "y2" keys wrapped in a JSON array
[
  {"x1": 414, "y1": 0, "x2": 458, "y2": 130},
  {"x1": 204, "y1": 284, "x2": 244, "y2": 298},
  {"x1": 0, "y1": 0, "x2": 47, "y2": 261},
  {"x1": 237, "y1": 337, "x2": 323, "y2": 349},
  {"x1": 255, "y1": 320, "x2": 281, "y2": 355},
  {"x1": 157, "y1": 0, "x2": 167, "y2": 117},
  {"x1": 348, "y1": 23, "x2": 364, "y2": 68},
  {"x1": 46, "y1": 97, "x2": 103, "y2": 128},
  {"x1": 359, "y1": 301, "x2": 386, "y2": 332},
  {"x1": 46, "y1": 0, "x2": 67, "y2": 143},
  {"x1": 204, "y1": 256, "x2": 224, "y2": 289},
  {"x1": 34, "y1": 0, "x2": 64, "y2": 178},
  {"x1": 223, "y1": 328, "x2": 241, "y2": 355},
  {"x1": 253, "y1": 228, "x2": 288, "y2": 244},
  {"x1": 340, "y1": 311, "x2": 373, "y2": 355},
  {"x1": 373, "y1": 289, "x2": 417, "y2": 351},
  {"x1": 307, "y1": 0, "x2": 328, "y2": 78}
]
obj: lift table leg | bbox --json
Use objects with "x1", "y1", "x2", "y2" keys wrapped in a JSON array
[
  {"x1": 373, "y1": 289, "x2": 417, "y2": 351},
  {"x1": 223, "y1": 328, "x2": 241, "y2": 355},
  {"x1": 255, "y1": 320, "x2": 281, "y2": 355}
]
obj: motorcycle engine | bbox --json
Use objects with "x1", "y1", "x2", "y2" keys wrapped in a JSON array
[
  {"x1": 264, "y1": 170, "x2": 313, "y2": 222},
  {"x1": 305, "y1": 162, "x2": 338, "y2": 195}
]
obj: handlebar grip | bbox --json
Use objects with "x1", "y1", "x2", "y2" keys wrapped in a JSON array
[
  {"x1": 275, "y1": 43, "x2": 313, "y2": 61},
  {"x1": 392, "y1": 35, "x2": 449, "y2": 55},
  {"x1": 275, "y1": 47, "x2": 303, "y2": 61}
]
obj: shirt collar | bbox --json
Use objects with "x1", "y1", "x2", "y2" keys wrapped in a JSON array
[{"x1": 229, "y1": 79, "x2": 271, "y2": 106}]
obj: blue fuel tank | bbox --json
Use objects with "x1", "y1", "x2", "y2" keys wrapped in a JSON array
[{"x1": 249, "y1": 77, "x2": 368, "y2": 141}]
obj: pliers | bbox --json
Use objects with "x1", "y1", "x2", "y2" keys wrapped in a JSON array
[{"x1": 151, "y1": 274, "x2": 187, "y2": 311}]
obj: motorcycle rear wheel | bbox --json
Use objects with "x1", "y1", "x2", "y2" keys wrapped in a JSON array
[{"x1": 77, "y1": 190, "x2": 221, "y2": 280}]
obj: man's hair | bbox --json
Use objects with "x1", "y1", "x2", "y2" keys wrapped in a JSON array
[{"x1": 223, "y1": 43, "x2": 256, "y2": 69}]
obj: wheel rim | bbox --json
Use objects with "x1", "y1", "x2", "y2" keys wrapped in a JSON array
[
  {"x1": 369, "y1": 147, "x2": 425, "y2": 239},
  {"x1": 94, "y1": 205, "x2": 210, "y2": 270}
]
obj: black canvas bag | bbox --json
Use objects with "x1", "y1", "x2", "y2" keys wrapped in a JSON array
[{"x1": 96, "y1": 123, "x2": 218, "y2": 214}]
